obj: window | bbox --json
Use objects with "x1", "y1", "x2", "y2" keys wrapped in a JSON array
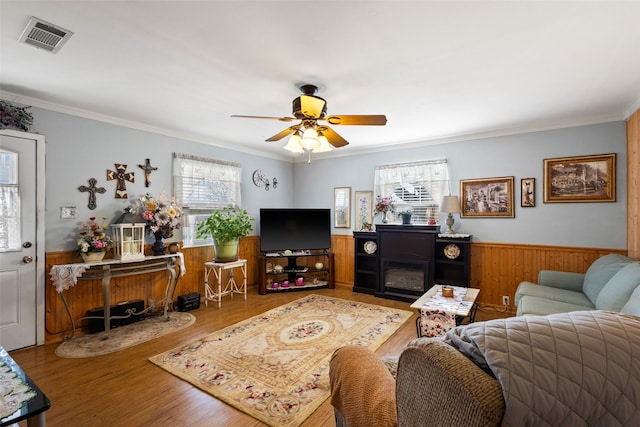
[
  {"x1": 374, "y1": 159, "x2": 450, "y2": 223},
  {"x1": 0, "y1": 150, "x2": 20, "y2": 251},
  {"x1": 173, "y1": 153, "x2": 242, "y2": 247}
]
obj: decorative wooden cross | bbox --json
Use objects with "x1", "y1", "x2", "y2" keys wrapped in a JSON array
[
  {"x1": 106, "y1": 164, "x2": 135, "y2": 199},
  {"x1": 138, "y1": 158, "x2": 157, "y2": 187},
  {"x1": 78, "y1": 177, "x2": 106, "y2": 210}
]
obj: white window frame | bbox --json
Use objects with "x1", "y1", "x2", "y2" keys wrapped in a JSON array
[
  {"x1": 374, "y1": 159, "x2": 450, "y2": 223},
  {"x1": 172, "y1": 153, "x2": 242, "y2": 247}
]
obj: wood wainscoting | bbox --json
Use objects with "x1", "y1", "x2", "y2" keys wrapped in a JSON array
[
  {"x1": 329, "y1": 234, "x2": 627, "y2": 308},
  {"x1": 45, "y1": 233, "x2": 627, "y2": 343},
  {"x1": 44, "y1": 236, "x2": 260, "y2": 343},
  {"x1": 469, "y1": 242, "x2": 627, "y2": 306}
]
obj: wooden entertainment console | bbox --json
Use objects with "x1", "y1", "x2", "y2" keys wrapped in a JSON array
[{"x1": 258, "y1": 250, "x2": 335, "y2": 294}]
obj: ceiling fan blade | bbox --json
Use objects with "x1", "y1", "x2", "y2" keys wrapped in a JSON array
[
  {"x1": 266, "y1": 125, "x2": 301, "y2": 142},
  {"x1": 323, "y1": 115, "x2": 387, "y2": 126},
  {"x1": 317, "y1": 126, "x2": 349, "y2": 148},
  {"x1": 231, "y1": 115, "x2": 297, "y2": 122}
]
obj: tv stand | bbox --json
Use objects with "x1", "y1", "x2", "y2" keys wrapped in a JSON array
[{"x1": 258, "y1": 249, "x2": 334, "y2": 294}]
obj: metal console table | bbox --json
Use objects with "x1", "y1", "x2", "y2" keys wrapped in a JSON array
[{"x1": 50, "y1": 254, "x2": 184, "y2": 338}]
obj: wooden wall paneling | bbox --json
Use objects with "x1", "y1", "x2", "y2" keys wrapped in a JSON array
[
  {"x1": 44, "y1": 237, "x2": 260, "y2": 342},
  {"x1": 469, "y1": 243, "x2": 627, "y2": 306},
  {"x1": 331, "y1": 234, "x2": 354, "y2": 286},
  {"x1": 628, "y1": 109, "x2": 640, "y2": 259},
  {"x1": 45, "y1": 232, "x2": 630, "y2": 343}
]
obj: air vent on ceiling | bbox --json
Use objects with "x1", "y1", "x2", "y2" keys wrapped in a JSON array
[{"x1": 18, "y1": 17, "x2": 73, "y2": 54}]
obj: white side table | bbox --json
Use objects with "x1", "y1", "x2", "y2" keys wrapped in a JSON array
[{"x1": 204, "y1": 259, "x2": 247, "y2": 308}]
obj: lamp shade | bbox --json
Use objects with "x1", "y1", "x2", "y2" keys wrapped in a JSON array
[
  {"x1": 440, "y1": 195, "x2": 461, "y2": 213},
  {"x1": 300, "y1": 127, "x2": 320, "y2": 149},
  {"x1": 312, "y1": 133, "x2": 333, "y2": 153},
  {"x1": 284, "y1": 131, "x2": 304, "y2": 153}
]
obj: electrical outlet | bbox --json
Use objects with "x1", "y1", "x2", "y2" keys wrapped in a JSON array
[{"x1": 502, "y1": 295, "x2": 510, "y2": 306}]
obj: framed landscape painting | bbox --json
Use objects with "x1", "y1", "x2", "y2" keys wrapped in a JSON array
[
  {"x1": 543, "y1": 153, "x2": 616, "y2": 203},
  {"x1": 460, "y1": 176, "x2": 515, "y2": 218}
]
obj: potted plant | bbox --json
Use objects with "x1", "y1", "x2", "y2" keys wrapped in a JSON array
[
  {"x1": 196, "y1": 207, "x2": 254, "y2": 261},
  {"x1": 397, "y1": 208, "x2": 413, "y2": 224}
]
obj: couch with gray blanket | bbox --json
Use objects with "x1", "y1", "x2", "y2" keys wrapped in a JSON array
[
  {"x1": 330, "y1": 310, "x2": 640, "y2": 426},
  {"x1": 515, "y1": 253, "x2": 640, "y2": 316}
]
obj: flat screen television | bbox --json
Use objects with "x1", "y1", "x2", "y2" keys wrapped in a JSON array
[{"x1": 259, "y1": 208, "x2": 331, "y2": 253}]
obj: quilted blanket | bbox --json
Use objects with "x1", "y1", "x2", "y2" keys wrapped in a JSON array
[{"x1": 444, "y1": 310, "x2": 640, "y2": 426}]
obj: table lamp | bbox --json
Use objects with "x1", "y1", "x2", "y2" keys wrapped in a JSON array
[{"x1": 440, "y1": 195, "x2": 462, "y2": 234}]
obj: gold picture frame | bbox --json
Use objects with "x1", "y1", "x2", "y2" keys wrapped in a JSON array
[
  {"x1": 334, "y1": 187, "x2": 351, "y2": 228},
  {"x1": 354, "y1": 190, "x2": 373, "y2": 231},
  {"x1": 521, "y1": 178, "x2": 535, "y2": 207},
  {"x1": 460, "y1": 176, "x2": 515, "y2": 218},
  {"x1": 543, "y1": 153, "x2": 616, "y2": 203}
]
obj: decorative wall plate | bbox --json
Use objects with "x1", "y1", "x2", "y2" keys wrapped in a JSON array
[
  {"x1": 364, "y1": 241, "x2": 377, "y2": 254},
  {"x1": 444, "y1": 243, "x2": 461, "y2": 259}
]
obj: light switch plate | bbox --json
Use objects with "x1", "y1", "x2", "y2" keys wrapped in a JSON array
[{"x1": 60, "y1": 206, "x2": 76, "y2": 219}]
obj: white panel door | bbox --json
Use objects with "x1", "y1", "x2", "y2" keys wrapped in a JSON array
[{"x1": 0, "y1": 132, "x2": 39, "y2": 351}]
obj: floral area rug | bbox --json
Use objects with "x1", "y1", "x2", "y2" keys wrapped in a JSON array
[
  {"x1": 55, "y1": 312, "x2": 195, "y2": 358},
  {"x1": 149, "y1": 294, "x2": 412, "y2": 427}
]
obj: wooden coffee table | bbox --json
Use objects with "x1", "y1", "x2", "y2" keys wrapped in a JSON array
[{"x1": 410, "y1": 285, "x2": 480, "y2": 337}]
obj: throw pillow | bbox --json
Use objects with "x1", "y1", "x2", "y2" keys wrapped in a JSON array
[
  {"x1": 583, "y1": 254, "x2": 635, "y2": 304},
  {"x1": 595, "y1": 262, "x2": 640, "y2": 312},
  {"x1": 621, "y1": 279, "x2": 640, "y2": 316}
]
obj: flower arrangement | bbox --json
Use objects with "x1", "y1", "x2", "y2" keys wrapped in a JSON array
[
  {"x1": 374, "y1": 195, "x2": 395, "y2": 213},
  {"x1": 75, "y1": 216, "x2": 113, "y2": 256},
  {"x1": 1, "y1": 100, "x2": 33, "y2": 131},
  {"x1": 134, "y1": 193, "x2": 183, "y2": 238}
]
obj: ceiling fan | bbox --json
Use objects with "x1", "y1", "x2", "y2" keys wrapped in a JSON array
[{"x1": 231, "y1": 84, "x2": 387, "y2": 153}]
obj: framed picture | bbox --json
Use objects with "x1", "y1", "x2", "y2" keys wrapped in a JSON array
[
  {"x1": 460, "y1": 176, "x2": 515, "y2": 218},
  {"x1": 334, "y1": 187, "x2": 351, "y2": 228},
  {"x1": 354, "y1": 191, "x2": 373, "y2": 231},
  {"x1": 543, "y1": 153, "x2": 616, "y2": 203},
  {"x1": 521, "y1": 178, "x2": 535, "y2": 207}
]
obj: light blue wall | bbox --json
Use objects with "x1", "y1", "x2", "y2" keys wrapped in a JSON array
[
  {"x1": 32, "y1": 108, "x2": 293, "y2": 252},
  {"x1": 293, "y1": 121, "x2": 627, "y2": 248},
  {"x1": 31, "y1": 106, "x2": 627, "y2": 251}
]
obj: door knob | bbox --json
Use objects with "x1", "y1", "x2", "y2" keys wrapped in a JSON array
[{"x1": 23, "y1": 255, "x2": 33, "y2": 263}]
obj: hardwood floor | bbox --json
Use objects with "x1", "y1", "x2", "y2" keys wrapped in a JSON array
[{"x1": 9, "y1": 285, "x2": 508, "y2": 427}]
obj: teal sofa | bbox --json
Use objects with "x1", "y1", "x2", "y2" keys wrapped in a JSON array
[{"x1": 515, "y1": 254, "x2": 640, "y2": 316}]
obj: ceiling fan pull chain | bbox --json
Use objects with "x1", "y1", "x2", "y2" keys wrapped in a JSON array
[{"x1": 308, "y1": 150, "x2": 312, "y2": 164}]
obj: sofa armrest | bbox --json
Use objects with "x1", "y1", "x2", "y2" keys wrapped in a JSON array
[
  {"x1": 538, "y1": 270, "x2": 585, "y2": 292},
  {"x1": 396, "y1": 340, "x2": 504, "y2": 427},
  {"x1": 330, "y1": 345, "x2": 398, "y2": 427}
]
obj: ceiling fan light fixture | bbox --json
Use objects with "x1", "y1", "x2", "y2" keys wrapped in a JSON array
[
  {"x1": 300, "y1": 127, "x2": 320, "y2": 149},
  {"x1": 284, "y1": 131, "x2": 304, "y2": 153},
  {"x1": 313, "y1": 133, "x2": 333, "y2": 153}
]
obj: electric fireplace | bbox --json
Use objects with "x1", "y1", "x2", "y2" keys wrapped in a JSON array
[{"x1": 376, "y1": 224, "x2": 437, "y2": 301}]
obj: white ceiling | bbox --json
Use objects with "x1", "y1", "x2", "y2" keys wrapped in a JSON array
[{"x1": 2, "y1": 1, "x2": 640, "y2": 161}]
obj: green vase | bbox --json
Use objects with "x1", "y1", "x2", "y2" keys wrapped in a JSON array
[{"x1": 213, "y1": 239, "x2": 239, "y2": 262}]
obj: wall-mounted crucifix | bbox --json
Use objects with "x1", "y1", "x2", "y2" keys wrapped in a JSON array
[
  {"x1": 138, "y1": 158, "x2": 157, "y2": 187},
  {"x1": 106, "y1": 164, "x2": 135, "y2": 199},
  {"x1": 78, "y1": 177, "x2": 106, "y2": 210}
]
